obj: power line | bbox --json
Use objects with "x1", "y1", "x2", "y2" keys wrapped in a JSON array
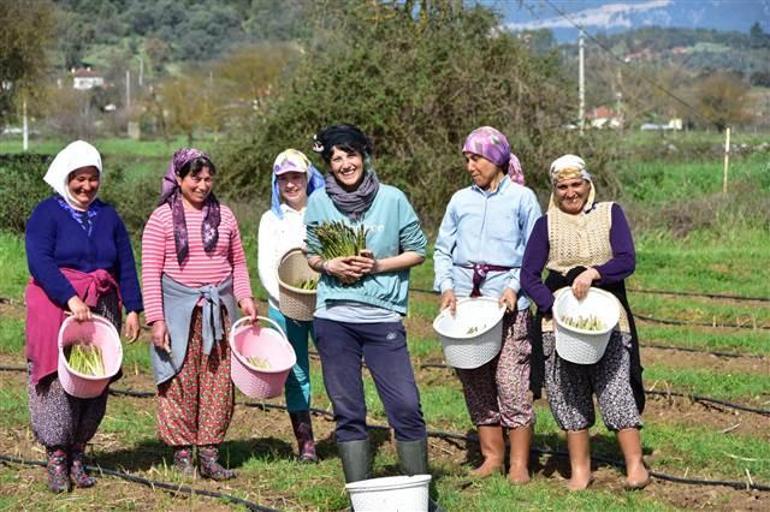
[{"x1": 537, "y1": 0, "x2": 714, "y2": 126}]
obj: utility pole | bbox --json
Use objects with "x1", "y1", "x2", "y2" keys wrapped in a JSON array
[
  {"x1": 126, "y1": 70, "x2": 131, "y2": 109},
  {"x1": 578, "y1": 31, "x2": 585, "y2": 134},
  {"x1": 138, "y1": 57, "x2": 144, "y2": 88},
  {"x1": 22, "y1": 95, "x2": 28, "y2": 152},
  {"x1": 616, "y1": 69, "x2": 623, "y2": 133}
]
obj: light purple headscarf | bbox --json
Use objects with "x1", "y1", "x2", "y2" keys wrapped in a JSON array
[
  {"x1": 159, "y1": 148, "x2": 221, "y2": 265},
  {"x1": 462, "y1": 126, "x2": 524, "y2": 185}
]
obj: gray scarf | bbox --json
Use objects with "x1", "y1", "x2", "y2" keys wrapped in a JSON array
[{"x1": 325, "y1": 170, "x2": 380, "y2": 220}]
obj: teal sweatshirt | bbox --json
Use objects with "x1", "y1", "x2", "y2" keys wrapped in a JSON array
[{"x1": 304, "y1": 184, "x2": 427, "y2": 315}]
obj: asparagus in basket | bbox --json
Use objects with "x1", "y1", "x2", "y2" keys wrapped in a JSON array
[{"x1": 65, "y1": 343, "x2": 106, "y2": 376}]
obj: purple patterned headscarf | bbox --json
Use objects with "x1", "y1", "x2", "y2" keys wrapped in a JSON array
[
  {"x1": 462, "y1": 126, "x2": 524, "y2": 185},
  {"x1": 159, "y1": 148, "x2": 221, "y2": 266}
]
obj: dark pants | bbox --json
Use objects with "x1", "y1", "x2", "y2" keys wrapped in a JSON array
[{"x1": 314, "y1": 318, "x2": 426, "y2": 443}]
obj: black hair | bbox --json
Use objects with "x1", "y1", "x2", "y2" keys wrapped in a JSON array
[
  {"x1": 313, "y1": 124, "x2": 373, "y2": 164},
  {"x1": 177, "y1": 156, "x2": 216, "y2": 178}
]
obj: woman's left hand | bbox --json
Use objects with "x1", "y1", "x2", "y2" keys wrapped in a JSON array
[
  {"x1": 499, "y1": 288, "x2": 518, "y2": 312},
  {"x1": 124, "y1": 312, "x2": 141, "y2": 342},
  {"x1": 239, "y1": 297, "x2": 259, "y2": 322},
  {"x1": 571, "y1": 268, "x2": 600, "y2": 300}
]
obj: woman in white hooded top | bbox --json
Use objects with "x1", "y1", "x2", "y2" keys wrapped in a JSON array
[{"x1": 257, "y1": 149, "x2": 325, "y2": 462}]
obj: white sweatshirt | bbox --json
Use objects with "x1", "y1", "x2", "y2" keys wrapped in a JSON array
[{"x1": 257, "y1": 204, "x2": 307, "y2": 309}]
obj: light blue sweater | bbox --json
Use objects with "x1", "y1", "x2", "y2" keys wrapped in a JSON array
[{"x1": 304, "y1": 184, "x2": 427, "y2": 315}]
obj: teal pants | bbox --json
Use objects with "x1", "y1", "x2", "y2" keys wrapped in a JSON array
[{"x1": 268, "y1": 306, "x2": 315, "y2": 412}]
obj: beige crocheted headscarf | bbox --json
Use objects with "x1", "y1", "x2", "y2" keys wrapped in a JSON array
[{"x1": 547, "y1": 154, "x2": 595, "y2": 213}]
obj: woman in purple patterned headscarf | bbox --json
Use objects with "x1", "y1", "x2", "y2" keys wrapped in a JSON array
[
  {"x1": 433, "y1": 126, "x2": 541, "y2": 484},
  {"x1": 142, "y1": 148, "x2": 257, "y2": 480}
]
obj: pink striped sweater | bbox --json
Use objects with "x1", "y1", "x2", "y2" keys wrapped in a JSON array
[{"x1": 141, "y1": 203, "x2": 253, "y2": 323}]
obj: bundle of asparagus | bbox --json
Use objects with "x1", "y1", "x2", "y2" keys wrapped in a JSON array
[
  {"x1": 308, "y1": 221, "x2": 368, "y2": 260},
  {"x1": 246, "y1": 356, "x2": 272, "y2": 370},
  {"x1": 65, "y1": 343, "x2": 106, "y2": 376},
  {"x1": 294, "y1": 277, "x2": 318, "y2": 290},
  {"x1": 561, "y1": 314, "x2": 605, "y2": 332}
]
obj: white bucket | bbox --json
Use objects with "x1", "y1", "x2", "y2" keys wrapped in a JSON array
[
  {"x1": 553, "y1": 287, "x2": 621, "y2": 365},
  {"x1": 345, "y1": 475, "x2": 432, "y2": 512},
  {"x1": 432, "y1": 297, "x2": 505, "y2": 369}
]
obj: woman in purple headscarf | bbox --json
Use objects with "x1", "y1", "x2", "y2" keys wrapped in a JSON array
[
  {"x1": 141, "y1": 148, "x2": 257, "y2": 480},
  {"x1": 433, "y1": 126, "x2": 541, "y2": 483}
]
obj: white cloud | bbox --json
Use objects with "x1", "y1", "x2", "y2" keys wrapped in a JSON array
[{"x1": 505, "y1": 0, "x2": 672, "y2": 31}]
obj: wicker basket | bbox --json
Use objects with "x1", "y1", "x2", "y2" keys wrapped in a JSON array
[{"x1": 277, "y1": 248, "x2": 319, "y2": 322}]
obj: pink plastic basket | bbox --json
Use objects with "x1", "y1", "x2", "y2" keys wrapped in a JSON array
[
  {"x1": 57, "y1": 314, "x2": 123, "y2": 399},
  {"x1": 229, "y1": 316, "x2": 296, "y2": 399}
]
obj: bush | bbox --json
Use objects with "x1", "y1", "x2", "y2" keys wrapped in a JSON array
[
  {"x1": 216, "y1": 1, "x2": 621, "y2": 232},
  {"x1": 0, "y1": 154, "x2": 53, "y2": 233}
]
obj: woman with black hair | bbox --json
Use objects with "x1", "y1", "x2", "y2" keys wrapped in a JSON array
[
  {"x1": 142, "y1": 148, "x2": 257, "y2": 480},
  {"x1": 304, "y1": 124, "x2": 432, "y2": 486}
]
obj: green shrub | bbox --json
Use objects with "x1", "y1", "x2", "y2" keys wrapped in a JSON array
[{"x1": 0, "y1": 154, "x2": 53, "y2": 233}]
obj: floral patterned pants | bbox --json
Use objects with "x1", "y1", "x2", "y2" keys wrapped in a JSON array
[
  {"x1": 156, "y1": 307, "x2": 234, "y2": 446},
  {"x1": 455, "y1": 309, "x2": 534, "y2": 428}
]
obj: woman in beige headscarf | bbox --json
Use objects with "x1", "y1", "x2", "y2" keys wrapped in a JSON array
[{"x1": 521, "y1": 155, "x2": 649, "y2": 491}]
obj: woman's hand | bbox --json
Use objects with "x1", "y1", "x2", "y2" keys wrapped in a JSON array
[
  {"x1": 150, "y1": 320, "x2": 171, "y2": 353},
  {"x1": 440, "y1": 289, "x2": 457, "y2": 316},
  {"x1": 238, "y1": 297, "x2": 259, "y2": 322},
  {"x1": 571, "y1": 267, "x2": 600, "y2": 300},
  {"x1": 124, "y1": 312, "x2": 140, "y2": 342},
  {"x1": 326, "y1": 256, "x2": 366, "y2": 283},
  {"x1": 350, "y1": 252, "x2": 378, "y2": 276},
  {"x1": 499, "y1": 288, "x2": 518, "y2": 312},
  {"x1": 67, "y1": 296, "x2": 91, "y2": 322}
]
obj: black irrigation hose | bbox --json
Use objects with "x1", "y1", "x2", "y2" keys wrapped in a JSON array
[
  {"x1": 406, "y1": 287, "x2": 770, "y2": 304},
  {"x1": 1, "y1": 374, "x2": 769, "y2": 494},
  {"x1": 417, "y1": 363, "x2": 770, "y2": 417},
  {"x1": 0, "y1": 454, "x2": 280, "y2": 512},
  {"x1": 635, "y1": 313, "x2": 770, "y2": 331}
]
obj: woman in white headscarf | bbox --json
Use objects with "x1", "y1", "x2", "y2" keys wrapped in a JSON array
[
  {"x1": 25, "y1": 140, "x2": 143, "y2": 493},
  {"x1": 521, "y1": 154, "x2": 649, "y2": 491}
]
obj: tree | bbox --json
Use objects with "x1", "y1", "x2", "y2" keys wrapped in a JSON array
[
  {"x1": 695, "y1": 72, "x2": 752, "y2": 131},
  {"x1": 0, "y1": 0, "x2": 55, "y2": 123}
]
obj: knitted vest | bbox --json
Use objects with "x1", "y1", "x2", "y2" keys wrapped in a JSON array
[
  {"x1": 546, "y1": 202, "x2": 613, "y2": 274},
  {"x1": 544, "y1": 202, "x2": 629, "y2": 332}
]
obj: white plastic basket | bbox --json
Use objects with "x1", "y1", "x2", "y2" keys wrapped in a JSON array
[
  {"x1": 553, "y1": 287, "x2": 621, "y2": 365},
  {"x1": 345, "y1": 475, "x2": 432, "y2": 512},
  {"x1": 432, "y1": 296, "x2": 505, "y2": 369}
]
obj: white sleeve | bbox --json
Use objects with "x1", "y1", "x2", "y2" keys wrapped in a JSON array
[{"x1": 257, "y1": 211, "x2": 281, "y2": 304}]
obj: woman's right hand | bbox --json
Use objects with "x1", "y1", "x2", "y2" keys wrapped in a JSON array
[
  {"x1": 150, "y1": 320, "x2": 171, "y2": 354},
  {"x1": 325, "y1": 256, "x2": 366, "y2": 284},
  {"x1": 67, "y1": 296, "x2": 91, "y2": 322},
  {"x1": 440, "y1": 289, "x2": 457, "y2": 317}
]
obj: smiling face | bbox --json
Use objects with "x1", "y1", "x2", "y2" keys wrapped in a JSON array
[
  {"x1": 464, "y1": 152, "x2": 504, "y2": 191},
  {"x1": 329, "y1": 146, "x2": 365, "y2": 191},
  {"x1": 67, "y1": 166, "x2": 100, "y2": 208},
  {"x1": 277, "y1": 171, "x2": 308, "y2": 210},
  {"x1": 177, "y1": 166, "x2": 213, "y2": 209},
  {"x1": 554, "y1": 177, "x2": 592, "y2": 214}
]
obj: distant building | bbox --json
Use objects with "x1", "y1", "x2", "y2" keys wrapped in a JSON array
[
  {"x1": 640, "y1": 118, "x2": 683, "y2": 131},
  {"x1": 72, "y1": 68, "x2": 104, "y2": 90},
  {"x1": 586, "y1": 106, "x2": 622, "y2": 129}
]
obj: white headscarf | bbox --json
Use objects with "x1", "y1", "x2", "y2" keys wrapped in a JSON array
[
  {"x1": 547, "y1": 154, "x2": 595, "y2": 213},
  {"x1": 43, "y1": 140, "x2": 103, "y2": 209}
]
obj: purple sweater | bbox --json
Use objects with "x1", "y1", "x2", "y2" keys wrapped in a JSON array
[
  {"x1": 521, "y1": 203, "x2": 635, "y2": 313},
  {"x1": 25, "y1": 196, "x2": 143, "y2": 312}
]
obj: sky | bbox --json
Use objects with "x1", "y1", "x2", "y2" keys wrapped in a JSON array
[{"x1": 489, "y1": 0, "x2": 770, "y2": 42}]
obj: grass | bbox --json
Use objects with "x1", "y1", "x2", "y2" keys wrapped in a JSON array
[{"x1": 1, "y1": 133, "x2": 769, "y2": 510}]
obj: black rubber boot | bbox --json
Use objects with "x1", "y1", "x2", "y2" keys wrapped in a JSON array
[
  {"x1": 396, "y1": 438, "x2": 445, "y2": 512},
  {"x1": 337, "y1": 439, "x2": 371, "y2": 483}
]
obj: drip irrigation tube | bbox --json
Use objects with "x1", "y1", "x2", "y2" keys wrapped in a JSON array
[
  {"x1": 405, "y1": 287, "x2": 770, "y2": 303},
  {"x1": 1, "y1": 377, "x2": 769, "y2": 495},
  {"x1": 635, "y1": 313, "x2": 770, "y2": 330},
  {"x1": 2, "y1": 364, "x2": 769, "y2": 417},
  {"x1": 0, "y1": 454, "x2": 280, "y2": 511}
]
